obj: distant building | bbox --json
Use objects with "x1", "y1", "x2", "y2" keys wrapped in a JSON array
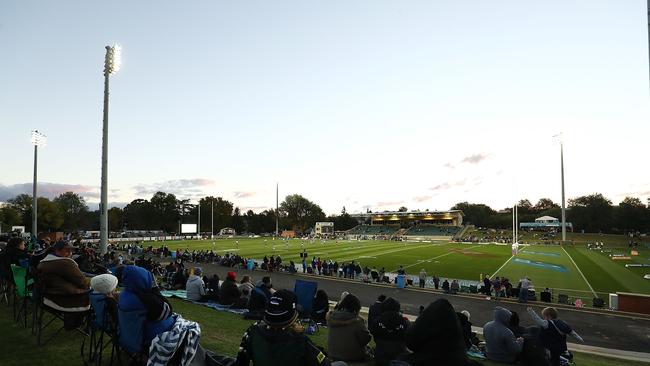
[{"x1": 520, "y1": 216, "x2": 572, "y2": 230}]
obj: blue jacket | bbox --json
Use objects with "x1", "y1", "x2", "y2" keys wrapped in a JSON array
[{"x1": 119, "y1": 265, "x2": 175, "y2": 344}]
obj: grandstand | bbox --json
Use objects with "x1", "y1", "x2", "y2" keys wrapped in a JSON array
[
  {"x1": 346, "y1": 210, "x2": 465, "y2": 239},
  {"x1": 405, "y1": 224, "x2": 462, "y2": 237}
]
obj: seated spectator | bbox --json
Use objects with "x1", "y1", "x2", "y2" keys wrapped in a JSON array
[
  {"x1": 90, "y1": 273, "x2": 120, "y2": 318},
  {"x1": 369, "y1": 297, "x2": 410, "y2": 366},
  {"x1": 37, "y1": 241, "x2": 91, "y2": 317},
  {"x1": 236, "y1": 289, "x2": 331, "y2": 366},
  {"x1": 395, "y1": 298, "x2": 479, "y2": 366},
  {"x1": 248, "y1": 276, "x2": 274, "y2": 312},
  {"x1": 508, "y1": 310, "x2": 526, "y2": 338},
  {"x1": 327, "y1": 293, "x2": 372, "y2": 362},
  {"x1": 171, "y1": 268, "x2": 187, "y2": 290},
  {"x1": 483, "y1": 307, "x2": 524, "y2": 363},
  {"x1": 186, "y1": 267, "x2": 211, "y2": 302},
  {"x1": 0, "y1": 237, "x2": 29, "y2": 284},
  {"x1": 239, "y1": 275, "x2": 255, "y2": 299},
  {"x1": 119, "y1": 265, "x2": 175, "y2": 346},
  {"x1": 207, "y1": 274, "x2": 220, "y2": 297},
  {"x1": 311, "y1": 289, "x2": 329, "y2": 324},
  {"x1": 368, "y1": 294, "x2": 386, "y2": 326},
  {"x1": 219, "y1": 271, "x2": 242, "y2": 306},
  {"x1": 527, "y1": 306, "x2": 584, "y2": 366},
  {"x1": 457, "y1": 310, "x2": 479, "y2": 349}
]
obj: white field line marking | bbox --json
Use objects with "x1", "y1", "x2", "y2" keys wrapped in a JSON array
[
  {"x1": 560, "y1": 246, "x2": 598, "y2": 298},
  {"x1": 341, "y1": 243, "x2": 434, "y2": 262},
  {"x1": 400, "y1": 244, "x2": 482, "y2": 271},
  {"x1": 490, "y1": 255, "x2": 514, "y2": 278}
]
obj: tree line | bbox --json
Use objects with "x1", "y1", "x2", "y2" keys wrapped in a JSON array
[
  {"x1": 0, "y1": 191, "x2": 358, "y2": 235},
  {"x1": 452, "y1": 194, "x2": 650, "y2": 234},
  {"x1": 1, "y1": 191, "x2": 648, "y2": 235}
]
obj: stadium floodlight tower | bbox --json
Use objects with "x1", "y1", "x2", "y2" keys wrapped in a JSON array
[
  {"x1": 100, "y1": 44, "x2": 122, "y2": 255},
  {"x1": 31, "y1": 130, "x2": 47, "y2": 242},
  {"x1": 553, "y1": 133, "x2": 567, "y2": 243}
]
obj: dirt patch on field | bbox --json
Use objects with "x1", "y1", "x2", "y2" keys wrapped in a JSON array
[{"x1": 450, "y1": 248, "x2": 498, "y2": 258}]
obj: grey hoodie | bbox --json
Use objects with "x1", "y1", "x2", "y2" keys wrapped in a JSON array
[
  {"x1": 185, "y1": 275, "x2": 205, "y2": 301},
  {"x1": 483, "y1": 307, "x2": 523, "y2": 363}
]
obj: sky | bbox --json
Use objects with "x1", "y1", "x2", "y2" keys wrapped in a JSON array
[{"x1": 1, "y1": 1, "x2": 649, "y2": 215}]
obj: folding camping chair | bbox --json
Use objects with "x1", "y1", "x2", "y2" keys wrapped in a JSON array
[
  {"x1": 116, "y1": 307, "x2": 148, "y2": 365},
  {"x1": 81, "y1": 292, "x2": 118, "y2": 366},
  {"x1": 11, "y1": 264, "x2": 34, "y2": 328},
  {"x1": 293, "y1": 279, "x2": 318, "y2": 319}
]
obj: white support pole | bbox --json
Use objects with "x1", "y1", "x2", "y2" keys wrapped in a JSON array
[
  {"x1": 32, "y1": 144, "x2": 38, "y2": 240},
  {"x1": 275, "y1": 183, "x2": 279, "y2": 236},
  {"x1": 556, "y1": 142, "x2": 560, "y2": 242},
  {"x1": 211, "y1": 200, "x2": 214, "y2": 239},
  {"x1": 512, "y1": 205, "x2": 515, "y2": 244},
  {"x1": 515, "y1": 204, "x2": 518, "y2": 243},
  {"x1": 198, "y1": 202, "x2": 201, "y2": 238}
]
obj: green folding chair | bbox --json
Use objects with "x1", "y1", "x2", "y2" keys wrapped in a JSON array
[{"x1": 11, "y1": 264, "x2": 34, "y2": 328}]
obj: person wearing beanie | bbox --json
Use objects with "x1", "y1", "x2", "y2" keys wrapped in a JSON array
[
  {"x1": 236, "y1": 289, "x2": 331, "y2": 366},
  {"x1": 219, "y1": 270, "x2": 242, "y2": 306},
  {"x1": 369, "y1": 297, "x2": 410, "y2": 366},
  {"x1": 90, "y1": 273, "x2": 119, "y2": 299},
  {"x1": 368, "y1": 294, "x2": 386, "y2": 326},
  {"x1": 186, "y1": 267, "x2": 209, "y2": 302},
  {"x1": 483, "y1": 307, "x2": 524, "y2": 364},
  {"x1": 327, "y1": 293, "x2": 372, "y2": 362},
  {"x1": 396, "y1": 298, "x2": 480, "y2": 366},
  {"x1": 456, "y1": 310, "x2": 478, "y2": 350}
]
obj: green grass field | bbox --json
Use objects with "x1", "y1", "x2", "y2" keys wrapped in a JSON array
[
  {"x1": 1, "y1": 298, "x2": 646, "y2": 366},
  {"x1": 151, "y1": 234, "x2": 650, "y2": 304}
]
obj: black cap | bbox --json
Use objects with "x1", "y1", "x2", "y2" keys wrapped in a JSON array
[{"x1": 264, "y1": 289, "x2": 298, "y2": 327}]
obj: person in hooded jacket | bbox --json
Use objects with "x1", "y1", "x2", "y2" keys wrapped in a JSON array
[
  {"x1": 219, "y1": 271, "x2": 243, "y2": 306},
  {"x1": 369, "y1": 297, "x2": 410, "y2": 366},
  {"x1": 326, "y1": 293, "x2": 372, "y2": 362},
  {"x1": 392, "y1": 298, "x2": 480, "y2": 366},
  {"x1": 186, "y1": 267, "x2": 212, "y2": 302},
  {"x1": 368, "y1": 294, "x2": 386, "y2": 326},
  {"x1": 311, "y1": 289, "x2": 330, "y2": 324},
  {"x1": 118, "y1": 265, "x2": 175, "y2": 346},
  {"x1": 483, "y1": 307, "x2": 524, "y2": 363}
]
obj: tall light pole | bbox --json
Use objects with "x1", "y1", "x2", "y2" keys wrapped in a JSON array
[
  {"x1": 100, "y1": 44, "x2": 122, "y2": 255},
  {"x1": 211, "y1": 200, "x2": 214, "y2": 239},
  {"x1": 197, "y1": 201, "x2": 201, "y2": 238},
  {"x1": 31, "y1": 130, "x2": 47, "y2": 243},
  {"x1": 553, "y1": 133, "x2": 567, "y2": 243},
  {"x1": 275, "y1": 183, "x2": 279, "y2": 236}
]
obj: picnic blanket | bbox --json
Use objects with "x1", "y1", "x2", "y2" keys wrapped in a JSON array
[{"x1": 160, "y1": 290, "x2": 249, "y2": 315}]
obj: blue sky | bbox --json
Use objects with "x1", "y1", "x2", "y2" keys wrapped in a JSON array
[{"x1": 1, "y1": 1, "x2": 649, "y2": 214}]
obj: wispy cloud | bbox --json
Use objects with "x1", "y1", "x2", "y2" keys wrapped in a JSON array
[
  {"x1": 413, "y1": 195, "x2": 432, "y2": 202},
  {"x1": 430, "y1": 179, "x2": 467, "y2": 191},
  {"x1": 234, "y1": 191, "x2": 256, "y2": 198},
  {"x1": 444, "y1": 152, "x2": 491, "y2": 169},
  {"x1": 0, "y1": 182, "x2": 99, "y2": 201},
  {"x1": 377, "y1": 200, "x2": 405, "y2": 207},
  {"x1": 133, "y1": 178, "x2": 215, "y2": 197},
  {"x1": 461, "y1": 153, "x2": 489, "y2": 164}
]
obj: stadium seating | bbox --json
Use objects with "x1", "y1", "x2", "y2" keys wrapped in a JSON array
[
  {"x1": 347, "y1": 225, "x2": 400, "y2": 235},
  {"x1": 405, "y1": 225, "x2": 461, "y2": 237}
]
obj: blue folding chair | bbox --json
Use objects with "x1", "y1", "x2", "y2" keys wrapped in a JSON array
[
  {"x1": 82, "y1": 292, "x2": 118, "y2": 366},
  {"x1": 294, "y1": 280, "x2": 318, "y2": 317},
  {"x1": 117, "y1": 307, "x2": 148, "y2": 363}
]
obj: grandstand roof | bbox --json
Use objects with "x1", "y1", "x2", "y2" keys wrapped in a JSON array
[
  {"x1": 535, "y1": 216, "x2": 559, "y2": 222},
  {"x1": 350, "y1": 210, "x2": 464, "y2": 218}
]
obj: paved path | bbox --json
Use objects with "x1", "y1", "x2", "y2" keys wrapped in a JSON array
[{"x1": 197, "y1": 264, "x2": 650, "y2": 354}]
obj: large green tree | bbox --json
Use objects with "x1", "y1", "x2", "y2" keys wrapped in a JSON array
[
  {"x1": 450, "y1": 202, "x2": 496, "y2": 227},
  {"x1": 198, "y1": 197, "x2": 233, "y2": 234},
  {"x1": 123, "y1": 199, "x2": 156, "y2": 230},
  {"x1": 108, "y1": 207, "x2": 124, "y2": 232},
  {"x1": 53, "y1": 192, "x2": 89, "y2": 232},
  {"x1": 279, "y1": 194, "x2": 325, "y2": 233},
  {"x1": 150, "y1": 192, "x2": 181, "y2": 233},
  {"x1": 615, "y1": 197, "x2": 648, "y2": 232},
  {"x1": 568, "y1": 193, "x2": 613, "y2": 233}
]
